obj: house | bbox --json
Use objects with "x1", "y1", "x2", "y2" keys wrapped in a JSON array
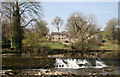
[
  {"x1": 51, "y1": 32, "x2": 69, "y2": 42},
  {"x1": 51, "y1": 31, "x2": 103, "y2": 44}
]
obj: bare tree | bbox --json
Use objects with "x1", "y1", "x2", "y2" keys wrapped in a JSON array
[
  {"x1": 35, "y1": 20, "x2": 49, "y2": 36},
  {"x1": 52, "y1": 16, "x2": 64, "y2": 32},
  {"x1": 2, "y1": 2, "x2": 42, "y2": 51},
  {"x1": 66, "y1": 12, "x2": 100, "y2": 51},
  {"x1": 2, "y1": 20, "x2": 11, "y2": 42},
  {"x1": 104, "y1": 18, "x2": 118, "y2": 41},
  {"x1": 2, "y1": 2, "x2": 42, "y2": 27}
]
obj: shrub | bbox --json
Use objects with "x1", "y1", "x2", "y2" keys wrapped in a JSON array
[
  {"x1": 38, "y1": 44, "x2": 51, "y2": 55},
  {"x1": 111, "y1": 40, "x2": 118, "y2": 44},
  {"x1": 2, "y1": 43, "x2": 11, "y2": 48},
  {"x1": 102, "y1": 40, "x2": 107, "y2": 43},
  {"x1": 64, "y1": 44, "x2": 68, "y2": 47},
  {"x1": 71, "y1": 40, "x2": 98, "y2": 51},
  {"x1": 64, "y1": 40, "x2": 69, "y2": 43}
]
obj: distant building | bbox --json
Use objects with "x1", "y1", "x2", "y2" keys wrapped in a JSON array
[
  {"x1": 51, "y1": 32, "x2": 69, "y2": 42},
  {"x1": 51, "y1": 31, "x2": 103, "y2": 44}
]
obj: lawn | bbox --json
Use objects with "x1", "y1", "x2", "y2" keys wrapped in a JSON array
[
  {"x1": 99, "y1": 31, "x2": 106, "y2": 37},
  {"x1": 39, "y1": 42, "x2": 120, "y2": 50},
  {"x1": 99, "y1": 45, "x2": 120, "y2": 50},
  {"x1": 39, "y1": 42, "x2": 66, "y2": 49}
]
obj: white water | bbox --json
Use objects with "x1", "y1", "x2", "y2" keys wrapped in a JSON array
[
  {"x1": 55, "y1": 58, "x2": 107, "y2": 69},
  {"x1": 95, "y1": 60, "x2": 107, "y2": 68}
]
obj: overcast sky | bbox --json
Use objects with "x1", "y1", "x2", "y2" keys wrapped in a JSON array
[{"x1": 41, "y1": 2, "x2": 118, "y2": 33}]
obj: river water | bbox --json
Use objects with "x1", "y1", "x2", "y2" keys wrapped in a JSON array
[
  {"x1": 52, "y1": 58, "x2": 120, "y2": 75},
  {"x1": 1, "y1": 56, "x2": 120, "y2": 75}
]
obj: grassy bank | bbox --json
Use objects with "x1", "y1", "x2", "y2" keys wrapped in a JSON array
[
  {"x1": 98, "y1": 45, "x2": 120, "y2": 50},
  {"x1": 39, "y1": 42, "x2": 67, "y2": 49}
]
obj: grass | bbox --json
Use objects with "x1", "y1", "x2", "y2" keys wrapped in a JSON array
[
  {"x1": 39, "y1": 42, "x2": 66, "y2": 49},
  {"x1": 0, "y1": 49, "x2": 12, "y2": 53},
  {"x1": 99, "y1": 45, "x2": 119, "y2": 50},
  {"x1": 99, "y1": 31, "x2": 106, "y2": 37}
]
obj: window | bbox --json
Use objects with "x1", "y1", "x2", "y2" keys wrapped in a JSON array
[
  {"x1": 59, "y1": 65, "x2": 61, "y2": 67},
  {"x1": 58, "y1": 38, "x2": 60, "y2": 40}
]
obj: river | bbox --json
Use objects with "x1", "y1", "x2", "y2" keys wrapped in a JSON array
[{"x1": 1, "y1": 55, "x2": 120, "y2": 76}]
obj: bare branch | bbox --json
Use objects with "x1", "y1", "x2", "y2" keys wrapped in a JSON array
[{"x1": 22, "y1": 19, "x2": 38, "y2": 27}]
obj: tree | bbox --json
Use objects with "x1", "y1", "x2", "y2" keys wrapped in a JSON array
[
  {"x1": 36, "y1": 20, "x2": 49, "y2": 36},
  {"x1": 2, "y1": 2, "x2": 42, "y2": 51},
  {"x1": 104, "y1": 18, "x2": 118, "y2": 41},
  {"x1": 2, "y1": 3, "x2": 13, "y2": 47},
  {"x1": 2, "y1": 20, "x2": 11, "y2": 42},
  {"x1": 23, "y1": 28, "x2": 41, "y2": 49},
  {"x1": 66, "y1": 13, "x2": 100, "y2": 51},
  {"x1": 23, "y1": 20, "x2": 49, "y2": 48},
  {"x1": 23, "y1": 21, "x2": 49, "y2": 55},
  {"x1": 52, "y1": 16, "x2": 64, "y2": 32}
]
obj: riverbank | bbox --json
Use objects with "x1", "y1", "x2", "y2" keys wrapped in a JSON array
[
  {"x1": 1, "y1": 49, "x2": 120, "y2": 58},
  {"x1": 1, "y1": 69, "x2": 120, "y2": 77},
  {"x1": 1, "y1": 69, "x2": 76, "y2": 77}
]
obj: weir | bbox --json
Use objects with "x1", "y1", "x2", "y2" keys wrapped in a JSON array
[{"x1": 55, "y1": 58, "x2": 107, "y2": 69}]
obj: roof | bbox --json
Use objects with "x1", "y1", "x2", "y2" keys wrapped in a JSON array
[{"x1": 51, "y1": 32, "x2": 67, "y2": 35}]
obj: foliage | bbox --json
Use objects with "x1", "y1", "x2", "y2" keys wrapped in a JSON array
[
  {"x1": 2, "y1": 2, "x2": 42, "y2": 52},
  {"x1": 111, "y1": 40, "x2": 119, "y2": 45},
  {"x1": 22, "y1": 19, "x2": 49, "y2": 55},
  {"x1": 64, "y1": 40, "x2": 69, "y2": 43},
  {"x1": 23, "y1": 20, "x2": 49, "y2": 47},
  {"x1": 2, "y1": 21, "x2": 12, "y2": 42},
  {"x1": 71, "y1": 39, "x2": 98, "y2": 51},
  {"x1": 104, "y1": 18, "x2": 118, "y2": 41},
  {"x1": 35, "y1": 20, "x2": 49, "y2": 36},
  {"x1": 66, "y1": 12, "x2": 100, "y2": 51},
  {"x1": 52, "y1": 16, "x2": 64, "y2": 32},
  {"x1": 38, "y1": 44, "x2": 51, "y2": 55},
  {"x1": 23, "y1": 32, "x2": 41, "y2": 48},
  {"x1": 22, "y1": 32, "x2": 42, "y2": 56},
  {"x1": 100, "y1": 31, "x2": 106, "y2": 37},
  {"x1": 2, "y1": 42, "x2": 11, "y2": 48}
]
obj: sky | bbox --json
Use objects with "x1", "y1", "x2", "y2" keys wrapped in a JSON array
[{"x1": 41, "y1": 2, "x2": 118, "y2": 33}]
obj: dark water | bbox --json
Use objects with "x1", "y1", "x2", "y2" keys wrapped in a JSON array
[
  {"x1": 0, "y1": 56, "x2": 120, "y2": 75},
  {"x1": 1, "y1": 53, "x2": 120, "y2": 75}
]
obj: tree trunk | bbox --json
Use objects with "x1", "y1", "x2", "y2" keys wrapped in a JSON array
[
  {"x1": 81, "y1": 38, "x2": 84, "y2": 51},
  {"x1": 58, "y1": 28, "x2": 59, "y2": 32},
  {"x1": 12, "y1": 2, "x2": 22, "y2": 52},
  {"x1": 10, "y1": 4, "x2": 13, "y2": 48}
]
